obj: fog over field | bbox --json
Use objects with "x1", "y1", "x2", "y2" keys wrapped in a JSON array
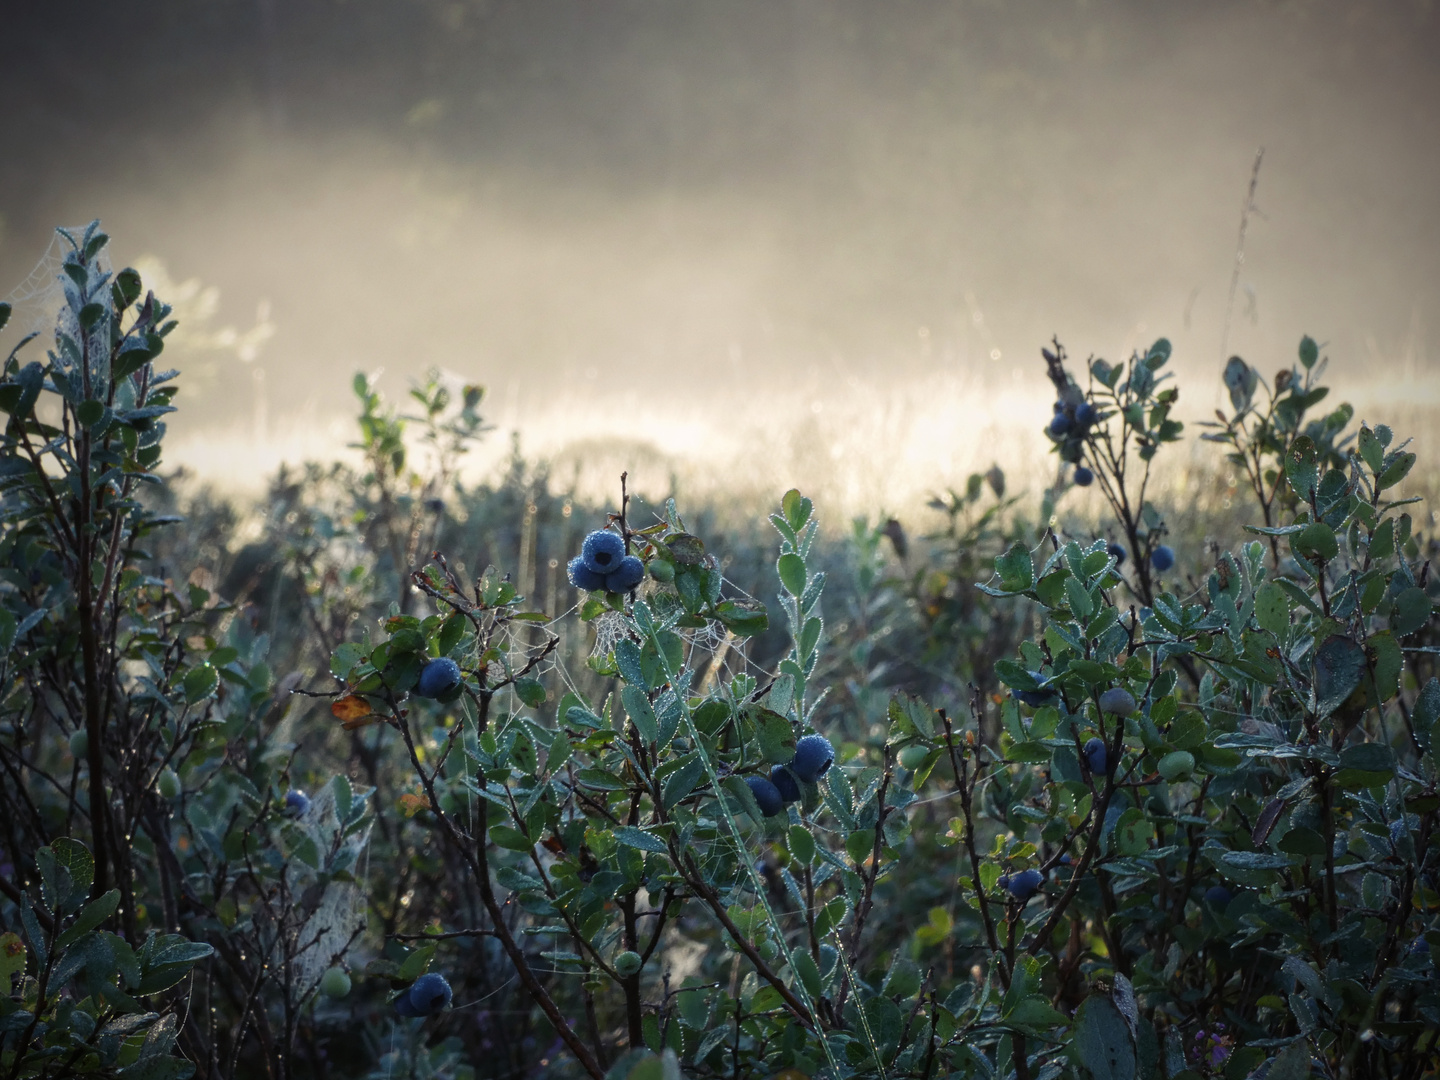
[{"x1": 2, "y1": 1, "x2": 1438, "y2": 507}]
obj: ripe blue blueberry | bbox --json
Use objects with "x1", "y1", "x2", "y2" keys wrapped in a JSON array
[
  {"x1": 1052, "y1": 401, "x2": 1065, "y2": 414},
  {"x1": 769, "y1": 765, "x2": 801, "y2": 804},
  {"x1": 790, "y1": 734, "x2": 835, "y2": 783},
  {"x1": 604, "y1": 555, "x2": 645, "y2": 593},
  {"x1": 1013, "y1": 686, "x2": 1058, "y2": 708},
  {"x1": 568, "y1": 555, "x2": 607, "y2": 592},
  {"x1": 1083, "y1": 737, "x2": 1108, "y2": 775},
  {"x1": 1203, "y1": 885, "x2": 1233, "y2": 906},
  {"x1": 1107, "y1": 542, "x2": 1127, "y2": 566},
  {"x1": 1150, "y1": 545, "x2": 1175, "y2": 572},
  {"x1": 745, "y1": 776, "x2": 785, "y2": 817},
  {"x1": 1074, "y1": 466, "x2": 1094, "y2": 486},
  {"x1": 1075, "y1": 402, "x2": 1098, "y2": 427},
  {"x1": 396, "y1": 973, "x2": 452, "y2": 1017},
  {"x1": 1098, "y1": 687, "x2": 1136, "y2": 717},
  {"x1": 1002, "y1": 869, "x2": 1043, "y2": 901},
  {"x1": 580, "y1": 530, "x2": 626, "y2": 574},
  {"x1": 1048, "y1": 414, "x2": 1071, "y2": 437},
  {"x1": 285, "y1": 790, "x2": 310, "y2": 816},
  {"x1": 416, "y1": 657, "x2": 462, "y2": 699}
]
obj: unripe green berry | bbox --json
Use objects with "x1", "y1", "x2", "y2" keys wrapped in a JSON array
[
  {"x1": 157, "y1": 768, "x2": 182, "y2": 799},
  {"x1": 320, "y1": 967, "x2": 351, "y2": 998},
  {"x1": 897, "y1": 745, "x2": 930, "y2": 771},
  {"x1": 613, "y1": 951, "x2": 642, "y2": 978},
  {"x1": 1157, "y1": 750, "x2": 1195, "y2": 782},
  {"x1": 69, "y1": 730, "x2": 88, "y2": 758}
]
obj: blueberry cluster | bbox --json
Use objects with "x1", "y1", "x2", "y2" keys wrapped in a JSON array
[
  {"x1": 1047, "y1": 396, "x2": 1099, "y2": 485},
  {"x1": 394, "y1": 972, "x2": 452, "y2": 1017},
  {"x1": 568, "y1": 530, "x2": 645, "y2": 594},
  {"x1": 745, "y1": 734, "x2": 835, "y2": 817}
]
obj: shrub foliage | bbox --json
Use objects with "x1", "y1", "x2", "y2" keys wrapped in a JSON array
[{"x1": 1, "y1": 225, "x2": 1437, "y2": 1079}]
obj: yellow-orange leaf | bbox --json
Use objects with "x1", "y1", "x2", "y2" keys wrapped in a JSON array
[
  {"x1": 398, "y1": 792, "x2": 432, "y2": 818},
  {"x1": 331, "y1": 695, "x2": 373, "y2": 722}
]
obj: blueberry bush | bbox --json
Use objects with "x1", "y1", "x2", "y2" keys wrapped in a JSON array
[{"x1": 3, "y1": 224, "x2": 1438, "y2": 1079}]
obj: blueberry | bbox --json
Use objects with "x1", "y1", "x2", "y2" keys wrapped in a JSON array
[
  {"x1": 1074, "y1": 466, "x2": 1094, "y2": 487},
  {"x1": 745, "y1": 776, "x2": 785, "y2": 817},
  {"x1": 416, "y1": 657, "x2": 462, "y2": 699},
  {"x1": 1053, "y1": 401, "x2": 1065, "y2": 413},
  {"x1": 285, "y1": 790, "x2": 311, "y2": 816},
  {"x1": 769, "y1": 765, "x2": 801, "y2": 804},
  {"x1": 580, "y1": 530, "x2": 626, "y2": 574},
  {"x1": 1150, "y1": 545, "x2": 1175, "y2": 572},
  {"x1": 1083, "y1": 737, "x2": 1108, "y2": 775},
  {"x1": 1098, "y1": 688, "x2": 1136, "y2": 717},
  {"x1": 1048, "y1": 414, "x2": 1071, "y2": 437},
  {"x1": 1203, "y1": 885, "x2": 1233, "y2": 907},
  {"x1": 1107, "y1": 542, "x2": 1127, "y2": 566},
  {"x1": 790, "y1": 734, "x2": 835, "y2": 783},
  {"x1": 604, "y1": 555, "x2": 645, "y2": 593},
  {"x1": 1059, "y1": 853, "x2": 1073, "y2": 866},
  {"x1": 407, "y1": 973, "x2": 453, "y2": 1015},
  {"x1": 613, "y1": 951, "x2": 642, "y2": 977},
  {"x1": 1006, "y1": 869, "x2": 1044, "y2": 901},
  {"x1": 1075, "y1": 402, "x2": 1098, "y2": 427},
  {"x1": 568, "y1": 555, "x2": 607, "y2": 592}
]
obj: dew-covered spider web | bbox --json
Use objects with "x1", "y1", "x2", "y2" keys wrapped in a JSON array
[
  {"x1": 2, "y1": 225, "x2": 111, "y2": 348},
  {"x1": 288, "y1": 781, "x2": 372, "y2": 999}
]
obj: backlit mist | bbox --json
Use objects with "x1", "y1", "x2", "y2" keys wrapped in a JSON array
[{"x1": 3, "y1": 0, "x2": 1438, "y2": 508}]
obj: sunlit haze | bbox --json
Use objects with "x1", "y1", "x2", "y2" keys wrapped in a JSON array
[{"x1": 3, "y1": 1, "x2": 1438, "y2": 511}]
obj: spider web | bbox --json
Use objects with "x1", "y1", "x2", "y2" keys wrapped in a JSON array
[{"x1": 2, "y1": 225, "x2": 108, "y2": 344}]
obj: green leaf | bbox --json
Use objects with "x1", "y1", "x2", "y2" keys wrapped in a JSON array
[
  {"x1": 1377, "y1": 451, "x2": 1416, "y2": 491},
  {"x1": 777, "y1": 552, "x2": 807, "y2": 597},
  {"x1": 1293, "y1": 522, "x2": 1337, "y2": 563},
  {"x1": 1414, "y1": 678, "x2": 1440, "y2": 752},
  {"x1": 77, "y1": 398, "x2": 105, "y2": 427},
  {"x1": 488, "y1": 825, "x2": 534, "y2": 852},
  {"x1": 1221, "y1": 851, "x2": 1295, "y2": 870},
  {"x1": 1265, "y1": 1040, "x2": 1314, "y2": 1080},
  {"x1": 753, "y1": 707, "x2": 796, "y2": 764},
  {"x1": 623, "y1": 686, "x2": 659, "y2": 743},
  {"x1": 1255, "y1": 581, "x2": 1290, "y2": 638},
  {"x1": 1358, "y1": 425, "x2": 1384, "y2": 474},
  {"x1": 50, "y1": 837, "x2": 95, "y2": 903},
  {"x1": 1072, "y1": 993, "x2": 1136, "y2": 1080},
  {"x1": 1284, "y1": 436, "x2": 1319, "y2": 503},
  {"x1": 614, "y1": 826, "x2": 669, "y2": 854},
  {"x1": 788, "y1": 824, "x2": 816, "y2": 866},
  {"x1": 1366, "y1": 631, "x2": 1402, "y2": 705},
  {"x1": 781, "y1": 488, "x2": 813, "y2": 531},
  {"x1": 56, "y1": 889, "x2": 121, "y2": 951},
  {"x1": 182, "y1": 664, "x2": 218, "y2": 705},
  {"x1": 514, "y1": 677, "x2": 548, "y2": 708},
  {"x1": 1114, "y1": 810, "x2": 1153, "y2": 856},
  {"x1": 1313, "y1": 635, "x2": 1365, "y2": 716},
  {"x1": 714, "y1": 599, "x2": 768, "y2": 636},
  {"x1": 995, "y1": 542, "x2": 1035, "y2": 592},
  {"x1": 1298, "y1": 335, "x2": 1319, "y2": 369},
  {"x1": 396, "y1": 943, "x2": 436, "y2": 981},
  {"x1": 1391, "y1": 587, "x2": 1431, "y2": 636}
]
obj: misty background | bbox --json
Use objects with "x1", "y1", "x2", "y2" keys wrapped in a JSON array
[{"x1": 2, "y1": 0, "x2": 1438, "y2": 509}]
